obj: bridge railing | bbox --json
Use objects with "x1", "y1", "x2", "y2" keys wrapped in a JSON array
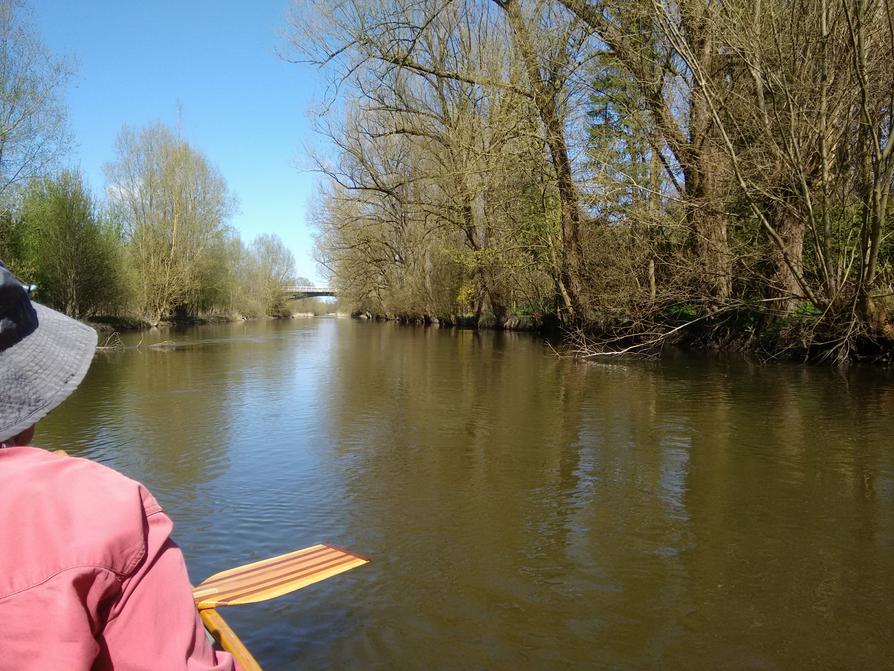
[{"x1": 284, "y1": 285, "x2": 336, "y2": 295}]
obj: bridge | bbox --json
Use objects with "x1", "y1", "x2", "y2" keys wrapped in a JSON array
[{"x1": 284, "y1": 284, "x2": 337, "y2": 298}]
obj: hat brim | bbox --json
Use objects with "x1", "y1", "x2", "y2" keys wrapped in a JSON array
[{"x1": 0, "y1": 302, "x2": 97, "y2": 443}]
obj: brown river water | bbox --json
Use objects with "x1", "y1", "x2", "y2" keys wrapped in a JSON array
[{"x1": 37, "y1": 318, "x2": 894, "y2": 670}]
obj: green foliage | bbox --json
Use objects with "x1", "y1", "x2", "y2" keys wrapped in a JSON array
[
  {"x1": 289, "y1": 297, "x2": 334, "y2": 315},
  {"x1": 248, "y1": 233, "x2": 297, "y2": 317},
  {"x1": 794, "y1": 302, "x2": 822, "y2": 318},
  {"x1": 186, "y1": 232, "x2": 242, "y2": 317},
  {"x1": 667, "y1": 304, "x2": 698, "y2": 321},
  {"x1": 586, "y1": 56, "x2": 654, "y2": 218},
  {"x1": 3, "y1": 160, "x2": 302, "y2": 324},
  {"x1": 19, "y1": 170, "x2": 127, "y2": 318},
  {"x1": 0, "y1": 207, "x2": 31, "y2": 277},
  {"x1": 105, "y1": 123, "x2": 236, "y2": 323}
]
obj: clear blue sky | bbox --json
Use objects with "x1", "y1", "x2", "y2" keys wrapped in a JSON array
[{"x1": 33, "y1": 0, "x2": 327, "y2": 282}]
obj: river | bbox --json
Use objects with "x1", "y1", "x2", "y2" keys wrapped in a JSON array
[{"x1": 37, "y1": 317, "x2": 894, "y2": 669}]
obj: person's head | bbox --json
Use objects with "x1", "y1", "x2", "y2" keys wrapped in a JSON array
[{"x1": 0, "y1": 261, "x2": 97, "y2": 448}]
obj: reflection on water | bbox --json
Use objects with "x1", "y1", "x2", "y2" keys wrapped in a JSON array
[{"x1": 38, "y1": 319, "x2": 894, "y2": 669}]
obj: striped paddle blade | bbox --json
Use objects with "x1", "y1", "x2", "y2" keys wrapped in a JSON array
[{"x1": 193, "y1": 544, "x2": 369, "y2": 610}]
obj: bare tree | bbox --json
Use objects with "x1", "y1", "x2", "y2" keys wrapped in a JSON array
[
  {"x1": 0, "y1": 0, "x2": 71, "y2": 203},
  {"x1": 290, "y1": 0, "x2": 596, "y2": 321}
]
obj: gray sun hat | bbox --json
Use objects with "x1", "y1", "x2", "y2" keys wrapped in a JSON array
[{"x1": 0, "y1": 260, "x2": 97, "y2": 443}]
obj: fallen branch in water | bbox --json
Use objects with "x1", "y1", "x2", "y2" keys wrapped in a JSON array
[
  {"x1": 96, "y1": 331, "x2": 124, "y2": 351},
  {"x1": 564, "y1": 297, "x2": 803, "y2": 360}
]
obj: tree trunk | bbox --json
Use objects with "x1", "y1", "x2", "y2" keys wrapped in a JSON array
[
  {"x1": 766, "y1": 196, "x2": 806, "y2": 315},
  {"x1": 499, "y1": 0, "x2": 588, "y2": 322},
  {"x1": 685, "y1": 145, "x2": 731, "y2": 302}
]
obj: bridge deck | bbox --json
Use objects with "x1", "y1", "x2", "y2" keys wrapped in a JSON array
[{"x1": 284, "y1": 285, "x2": 336, "y2": 297}]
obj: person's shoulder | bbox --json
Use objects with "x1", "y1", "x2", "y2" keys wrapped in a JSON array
[
  {"x1": 0, "y1": 446, "x2": 162, "y2": 515},
  {"x1": 0, "y1": 446, "x2": 164, "y2": 599}
]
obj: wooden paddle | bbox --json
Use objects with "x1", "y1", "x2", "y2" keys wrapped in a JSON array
[
  {"x1": 193, "y1": 543, "x2": 369, "y2": 610},
  {"x1": 194, "y1": 544, "x2": 369, "y2": 670},
  {"x1": 200, "y1": 609, "x2": 263, "y2": 671}
]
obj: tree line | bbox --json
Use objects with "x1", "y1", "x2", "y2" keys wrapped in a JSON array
[
  {"x1": 290, "y1": 0, "x2": 894, "y2": 361},
  {"x1": 0, "y1": 2, "x2": 297, "y2": 325}
]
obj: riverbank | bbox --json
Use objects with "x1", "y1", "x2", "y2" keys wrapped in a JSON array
[
  {"x1": 89, "y1": 313, "x2": 258, "y2": 338},
  {"x1": 350, "y1": 308, "x2": 894, "y2": 365},
  {"x1": 352, "y1": 310, "x2": 544, "y2": 332},
  {"x1": 89, "y1": 305, "x2": 894, "y2": 365},
  {"x1": 89, "y1": 311, "x2": 337, "y2": 340}
]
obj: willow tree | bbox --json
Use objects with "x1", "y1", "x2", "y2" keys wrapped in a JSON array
[
  {"x1": 19, "y1": 170, "x2": 126, "y2": 318},
  {"x1": 250, "y1": 233, "x2": 296, "y2": 316},
  {"x1": 314, "y1": 107, "x2": 451, "y2": 318},
  {"x1": 105, "y1": 124, "x2": 235, "y2": 324}
]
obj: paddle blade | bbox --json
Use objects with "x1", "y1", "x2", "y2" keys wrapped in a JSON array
[{"x1": 193, "y1": 544, "x2": 369, "y2": 609}]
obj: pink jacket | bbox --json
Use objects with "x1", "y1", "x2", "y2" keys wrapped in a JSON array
[{"x1": 0, "y1": 446, "x2": 239, "y2": 670}]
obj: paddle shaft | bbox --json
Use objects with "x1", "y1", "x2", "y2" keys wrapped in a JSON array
[{"x1": 201, "y1": 608, "x2": 262, "y2": 671}]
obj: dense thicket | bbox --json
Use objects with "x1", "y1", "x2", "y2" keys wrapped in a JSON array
[{"x1": 292, "y1": 0, "x2": 894, "y2": 361}]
